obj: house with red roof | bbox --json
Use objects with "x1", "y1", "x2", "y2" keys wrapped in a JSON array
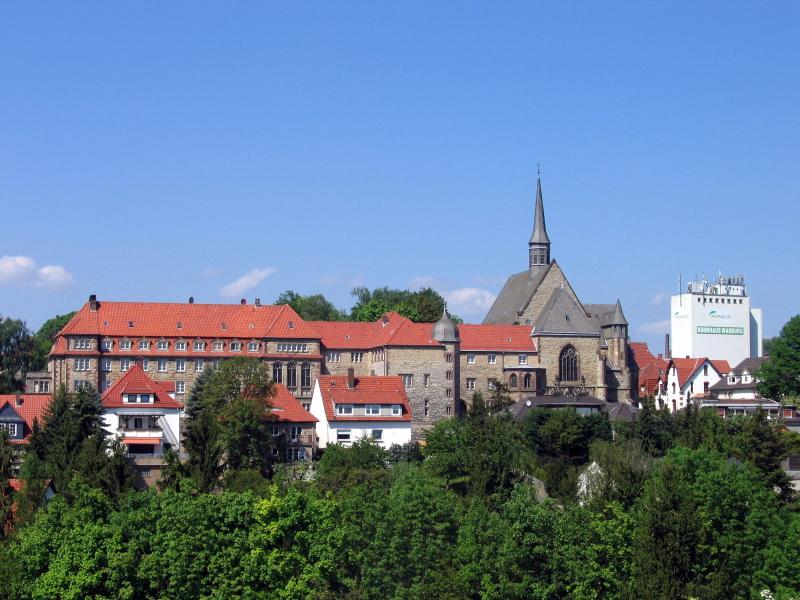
[
  {"x1": 268, "y1": 383, "x2": 318, "y2": 461},
  {"x1": 0, "y1": 394, "x2": 52, "y2": 444},
  {"x1": 311, "y1": 370, "x2": 412, "y2": 448},
  {"x1": 100, "y1": 365, "x2": 184, "y2": 487},
  {"x1": 656, "y1": 357, "x2": 730, "y2": 412},
  {"x1": 629, "y1": 342, "x2": 669, "y2": 400}
]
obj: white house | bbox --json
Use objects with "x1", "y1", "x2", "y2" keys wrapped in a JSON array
[
  {"x1": 310, "y1": 369, "x2": 412, "y2": 448},
  {"x1": 100, "y1": 365, "x2": 183, "y2": 486},
  {"x1": 657, "y1": 357, "x2": 730, "y2": 412}
]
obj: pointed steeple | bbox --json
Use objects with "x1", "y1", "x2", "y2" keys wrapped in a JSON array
[
  {"x1": 432, "y1": 303, "x2": 459, "y2": 343},
  {"x1": 609, "y1": 298, "x2": 628, "y2": 326},
  {"x1": 528, "y1": 174, "x2": 551, "y2": 275}
]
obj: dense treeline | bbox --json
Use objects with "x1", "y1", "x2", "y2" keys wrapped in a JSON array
[{"x1": 1, "y1": 390, "x2": 799, "y2": 599}]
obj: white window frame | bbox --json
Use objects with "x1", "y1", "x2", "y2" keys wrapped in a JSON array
[
  {"x1": 351, "y1": 352, "x2": 363, "y2": 363},
  {"x1": 176, "y1": 381, "x2": 186, "y2": 394},
  {"x1": 336, "y1": 404, "x2": 354, "y2": 415},
  {"x1": 518, "y1": 354, "x2": 528, "y2": 365},
  {"x1": 175, "y1": 341, "x2": 187, "y2": 351},
  {"x1": 193, "y1": 340, "x2": 205, "y2": 352},
  {"x1": 74, "y1": 357, "x2": 91, "y2": 371},
  {"x1": 74, "y1": 338, "x2": 91, "y2": 349},
  {"x1": 142, "y1": 359, "x2": 150, "y2": 372},
  {"x1": 102, "y1": 339, "x2": 113, "y2": 351},
  {"x1": 365, "y1": 404, "x2": 381, "y2": 416},
  {"x1": 488, "y1": 354, "x2": 497, "y2": 364},
  {"x1": 119, "y1": 340, "x2": 132, "y2": 351},
  {"x1": 371, "y1": 429, "x2": 383, "y2": 441},
  {"x1": 466, "y1": 378, "x2": 476, "y2": 390},
  {"x1": 467, "y1": 353, "x2": 476, "y2": 364},
  {"x1": 391, "y1": 405, "x2": 402, "y2": 416},
  {"x1": 290, "y1": 426, "x2": 301, "y2": 441},
  {"x1": 176, "y1": 359, "x2": 186, "y2": 373},
  {"x1": 195, "y1": 359, "x2": 204, "y2": 373},
  {"x1": 158, "y1": 359, "x2": 167, "y2": 372},
  {"x1": 230, "y1": 341, "x2": 242, "y2": 352},
  {"x1": 327, "y1": 351, "x2": 340, "y2": 363},
  {"x1": 401, "y1": 374, "x2": 413, "y2": 388},
  {"x1": 157, "y1": 340, "x2": 168, "y2": 351},
  {"x1": 248, "y1": 341, "x2": 259, "y2": 352},
  {"x1": 139, "y1": 340, "x2": 150, "y2": 351},
  {"x1": 212, "y1": 341, "x2": 224, "y2": 352},
  {"x1": 336, "y1": 429, "x2": 351, "y2": 442},
  {"x1": 121, "y1": 359, "x2": 131, "y2": 372},
  {"x1": 0, "y1": 423, "x2": 18, "y2": 437}
]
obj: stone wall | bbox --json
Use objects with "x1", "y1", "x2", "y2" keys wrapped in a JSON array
[
  {"x1": 519, "y1": 263, "x2": 580, "y2": 325},
  {"x1": 532, "y1": 335, "x2": 606, "y2": 398}
]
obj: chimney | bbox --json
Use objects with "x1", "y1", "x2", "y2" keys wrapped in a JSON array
[
  {"x1": 240, "y1": 299, "x2": 247, "y2": 305},
  {"x1": 89, "y1": 294, "x2": 98, "y2": 311},
  {"x1": 664, "y1": 334, "x2": 671, "y2": 359},
  {"x1": 255, "y1": 298, "x2": 261, "y2": 307},
  {"x1": 189, "y1": 296, "x2": 194, "y2": 304},
  {"x1": 347, "y1": 368, "x2": 355, "y2": 389}
]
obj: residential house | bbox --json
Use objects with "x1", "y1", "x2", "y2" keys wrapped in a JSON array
[
  {"x1": 656, "y1": 357, "x2": 730, "y2": 412},
  {"x1": 268, "y1": 383, "x2": 317, "y2": 462},
  {"x1": 0, "y1": 394, "x2": 52, "y2": 445},
  {"x1": 311, "y1": 370, "x2": 412, "y2": 449}
]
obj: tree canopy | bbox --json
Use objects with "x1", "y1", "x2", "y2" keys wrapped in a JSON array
[{"x1": 758, "y1": 314, "x2": 800, "y2": 401}]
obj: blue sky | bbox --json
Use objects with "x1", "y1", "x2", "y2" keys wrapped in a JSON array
[{"x1": 1, "y1": 1, "x2": 798, "y2": 351}]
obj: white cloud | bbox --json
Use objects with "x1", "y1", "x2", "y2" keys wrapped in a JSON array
[
  {"x1": 0, "y1": 255, "x2": 74, "y2": 291},
  {"x1": 200, "y1": 267, "x2": 219, "y2": 279},
  {"x1": 220, "y1": 268, "x2": 277, "y2": 298},
  {"x1": 638, "y1": 319, "x2": 671, "y2": 334},
  {"x1": 444, "y1": 287, "x2": 497, "y2": 316},
  {"x1": 472, "y1": 275, "x2": 507, "y2": 287},
  {"x1": 409, "y1": 275, "x2": 437, "y2": 289},
  {"x1": 650, "y1": 293, "x2": 665, "y2": 305}
]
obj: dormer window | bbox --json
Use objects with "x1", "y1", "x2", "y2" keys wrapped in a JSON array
[
  {"x1": 139, "y1": 340, "x2": 150, "y2": 351},
  {"x1": 193, "y1": 340, "x2": 206, "y2": 352},
  {"x1": 73, "y1": 338, "x2": 92, "y2": 350},
  {"x1": 175, "y1": 340, "x2": 187, "y2": 351},
  {"x1": 336, "y1": 404, "x2": 354, "y2": 415},
  {"x1": 212, "y1": 341, "x2": 224, "y2": 352},
  {"x1": 391, "y1": 405, "x2": 402, "y2": 416},
  {"x1": 365, "y1": 405, "x2": 380, "y2": 416},
  {"x1": 119, "y1": 340, "x2": 132, "y2": 351},
  {"x1": 248, "y1": 341, "x2": 259, "y2": 352},
  {"x1": 157, "y1": 340, "x2": 168, "y2": 351},
  {"x1": 102, "y1": 339, "x2": 113, "y2": 351},
  {"x1": 230, "y1": 341, "x2": 242, "y2": 352},
  {"x1": 123, "y1": 393, "x2": 153, "y2": 404}
]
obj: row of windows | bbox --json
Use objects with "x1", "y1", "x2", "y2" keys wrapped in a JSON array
[
  {"x1": 0, "y1": 422, "x2": 19, "y2": 437},
  {"x1": 91, "y1": 357, "x2": 222, "y2": 373},
  {"x1": 276, "y1": 343, "x2": 309, "y2": 353},
  {"x1": 90, "y1": 338, "x2": 264, "y2": 352},
  {"x1": 697, "y1": 297, "x2": 744, "y2": 304},
  {"x1": 422, "y1": 399, "x2": 452, "y2": 417},
  {"x1": 271, "y1": 362, "x2": 313, "y2": 389},
  {"x1": 465, "y1": 353, "x2": 528, "y2": 365},
  {"x1": 335, "y1": 404, "x2": 403, "y2": 416},
  {"x1": 336, "y1": 429, "x2": 385, "y2": 443}
]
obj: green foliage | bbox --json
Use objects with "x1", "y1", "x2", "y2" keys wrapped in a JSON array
[
  {"x1": 350, "y1": 286, "x2": 459, "y2": 323},
  {"x1": 275, "y1": 290, "x2": 347, "y2": 321},
  {"x1": 0, "y1": 316, "x2": 32, "y2": 393},
  {"x1": 758, "y1": 315, "x2": 800, "y2": 401},
  {"x1": 0, "y1": 430, "x2": 19, "y2": 538},
  {"x1": 30, "y1": 312, "x2": 75, "y2": 371},
  {"x1": 315, "y1": 438, "x2": 388, "y2": 493}
]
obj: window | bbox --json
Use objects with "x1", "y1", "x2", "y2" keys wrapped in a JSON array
[
  {"x1": 277, "y1": 343, "x2": 308, "y2": 353},
  {"x1": 195, "y1": 359, "x2": 204, "y2": 373},
  {"x1": 336, "y1": 404, "x2": 353, "y2": 415},
  {"x1": 120, "y1": 340, "x2": 132, "y2": 351},
  {"x1": 509, "y1": 374, "x2": 518, "y2": 388},
  {"x1": 212, "y1": 341, "x2": 224, "y2": 352},
  {"x1": 366, "y1": 405, "x2": 380, "y2": 416},
  {"x1": 102, "y1": 339, "x2": 113, "y2": 350},
  {"x1": 271, "y1": 425, "x2": 280, "y2": 436},
  {"x1": 337, "y1": 429, "x2": 351, "y2": 442},
  {"x1": 445, "y1": 352, "x2": 453, "y2": 363},
  {"x1": 74, "y1": 357, "x2": 91, "y2": 371},
  {"x1": 248, "y1": 341, "x2": 260, "y2": 352},
  {"x1": 446, "y1": 370, "x2": 453, "y2": 380},
  {"x1": 290, "y1": 426, "x2": 301, "y2": 441},
  {"x1": 121, "y1": 359, "x2": 131, "y2": 372},
  {"x1": 559, "y1": 345, "x2": 578, "y2": 382},
  {"x1": 703, "y1": 365, "x2": 708, "y2": 376},
  {"x1": 0, "y1": 423, "x2": 18, "y2": 437},
  {"x1": 157, "y1": 340, "x2": 168, "y2": 351},
  {"x1": 210, "y1": 359, "x2": 220, "y2": 370},
  {"x1": 446, "y1": 406, "x2": 452, "y2": 415},
  {"x1": 139, "y1": 340, "x2": 150, "y2": 350},
  {"x1": 327, "y1": 351, "x2": 340, "y2": 363},
  {"x1": 467, "y1": 353, "x2": 476, "y2": 364},
  {"x1": 392, "y1": 405, "x2": 402, "y2": 416},
  {"x1": 671, "y1": 382, "x2": 676, "y2": 393},
  {"x1": 287, "y1": 447, "x2": 307, "y2": 462},
  {"x1": 74, "y1": 338, "x2": 92, "y2": 349},
  {"x1": 424, "y1": 374, "x2": 430, "y2": 387},
  {"x1": 142, "y1": 359, "x2": 149, "y2": 372},
  {"x1": 351, "y1": 352, "x2": 363, "y2": 363},
  {"x1": 466, "y1": 378, "x2": 476, "y2": 390},
  {"x1": 371, "y1": 429, "x2": 383, "y2": 441},
  {"x1": 704, "y1": 381, "x2": 709, "y2": 394},
  {"x1": 124, "y1": 393, "x2": 152, "y2": 404},
  {"x1": 176, "y1": 359, "x2": 186, "y2": 372},
  {"x1": 286, "y1": 363, "x2": 297, "y2": 388},
  {"x1": 523, "y1": 373, "x2": 532, "y2": 389},
  {"x1": 401, "y1": 374, "x2": 413, "y2": 387},
  {"x1": 488, "y1": 354, "x2": 497, "y2": 364},
  {"x1": 176, "y1": 381, "x2": 186, "y2": 394},
  {"x1": 302, "y1": 401, "x2": 311, "y2": 411},
  {"x1": 518, "y1": 354, "x2": 527, "y2": 365},
  {"x1": 446, "y1": 388, "x2": 452, "y2": 398},
  {"x1": 193, "y1": 340, "x2": 205, "y2": 352},
  {"x1": 158, "y1": 359, "x2": 167, "y2": 372},
  {"x1": 488, "y1": 379, "x2": 496, "y2": 390},
  {"x1": 140, "y1": 470, "x2": 152, "y2": 478},
  {"x1": 230, "y1": 341, "x2": 242, "y2": 352},
  {"x1": 175, "y1": 341, "x2": 187, "y2": 351},
  {"x1": 272, "y1": 362, "x2": 283, "y2": 383},
  {"x1": 301, "y1": 363, "x2": 311, "y2": 388},
  {"x1": 73, "y1": 380, "x2": 90, "y2": 391},
  {"x1": 424, "y1": 399, "x2": 429, "y2": 417}
]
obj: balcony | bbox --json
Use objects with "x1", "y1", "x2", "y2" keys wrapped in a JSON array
[{"x1": 120, "y1": 428, "x2": 163, "y2": 439}]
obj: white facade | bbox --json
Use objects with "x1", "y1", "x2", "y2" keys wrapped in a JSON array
[
  {"x1": 102, "y1": 408, "x2": 181, "y2": 455},
  {"x1": 310, "y1": 381, "x2": 412, "y2": 449},
  {"x1": 671, "y1": 275, "x2": 763, "y2": 367},
  {"x1": 657, "y1": 359, "x2": 724, "y2": 412}
]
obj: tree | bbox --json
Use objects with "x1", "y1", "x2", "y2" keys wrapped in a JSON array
[
  {"x1": 30, "y1": 312, "x2": 75, "y2": 371},
  {"x1": 183, "y1": 358, "x2": 276, "y2": 490},
  {"x1": 0, "y1": 429, "x2": 19, "y2": 537},
  {"x1": 275, "y1": 291, "x2": 347, "y2": 321},
  {"x1": 0, "y1": 316, "x2": 32, "y2": 393},
  {"x1": 315, "y1": 438, "x2": 388, "y2": 493},
  {"x1": 758, "y1": 315, "x2": 800, "y2": 401},
  {"x1": 349, "y1": 286, "x2": 459, "y2": 323}
]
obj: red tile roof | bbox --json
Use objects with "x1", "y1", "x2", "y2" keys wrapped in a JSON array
[
  {"x1": 458, "y1": 324, "x2": 536, "y2": 352},
  {"x1": 638, "y1": 359, "x2": 668, "y2": 397},
  {"x1": 57, "y1": 300, "x2": 320, "y2": 342},
  {"x1": 629, "y1": 342, "x2": 657, "y2": 369},
  {"x1": 316, "y1": 375, "x2": 412, "y2": 422},
  {"x1": 269, "y1": 384, "x2": 317, "y2": 423},
  {"x1": 668, "y1": 357, "x2": 729, "y2": 388},
  {"x1": 0, "y1": 394, "x2": 52, "y2": 443},
  {"x1": 101, "y1": 365, "x2": 183, "y2": 409},
  {"x1": 310, "y1": 312, "x2": 442, "y2": 349}
]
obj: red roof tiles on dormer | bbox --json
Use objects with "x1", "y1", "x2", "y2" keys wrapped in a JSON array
[
  {"x1": 316, "y1": 375, "x2": 412, "y2": 422},
  {"x1": 101, "y1": 365, "x2": 183, "y2": 409}
]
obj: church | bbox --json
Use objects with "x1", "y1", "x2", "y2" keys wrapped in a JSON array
[{"x1": 483, "y1": 177, "x2": 635, "y2": 402}]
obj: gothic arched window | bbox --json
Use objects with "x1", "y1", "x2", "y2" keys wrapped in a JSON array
[
  {"x1": 523, "y1": 373, "x2": 532, "y2": 389},
  {"x1": 286, "y1": 363, "x2": 297, "y2": 388},
  {"x1": 559, "y1": 346, "x2": 579, "y2": 382},
  {"x1": 509, "y1": 374, "x2": 518, "y2": 388},
  {"x1": 272, "y1": 362, "x2": 283, "y2": 384},
  {"x1": 301, "y1": 363, "x2": 311, "y2": 388}
]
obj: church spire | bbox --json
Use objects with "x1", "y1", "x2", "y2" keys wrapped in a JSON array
[{"x1": 529, "y1": 174, "x2": 551, "y2": 275}]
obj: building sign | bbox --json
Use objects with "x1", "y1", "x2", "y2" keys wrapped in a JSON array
[
  {"x1": 697, "y1": 326, "x2": 744, "y2": 335},
  {"x1": 708, "y1": 310, "x2": 733, "y2": 320}
]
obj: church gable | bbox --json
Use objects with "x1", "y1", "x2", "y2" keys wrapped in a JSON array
[
  {"x1": 531, "y1": 286, "x2": 599, "y2": 337},
  {"x1": 519, "y1": 261, "x2": 582, "y2": 326}
]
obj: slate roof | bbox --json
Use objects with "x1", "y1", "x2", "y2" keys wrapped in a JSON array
[
  {"x1": 269, "y1": 384, "x2": 317, "y2": 423},
  {"x1": 510, "y1": 394, "x2": 607, "y2": 419},
  {"x1": 532, "y1": 287, "x2": 600, "y2": 337},
  {"x1": 710, "y1": 357, "x2": 768, "y2": 392},
  {"x1": 605, "y1": 402, "x2": 639, "y2": 422},
  {"x1": 432, "y1": 309, "x2": 459, "y2": 343},
  {"x1": 529, "y1": 178, "x2": 550, "y2": 244},
  {"x1": 482, "y1": 265, "x2": 552, "y2": 325},
  {"x1": 316, "y1": 375, "x2": 412, "y2": 422}
]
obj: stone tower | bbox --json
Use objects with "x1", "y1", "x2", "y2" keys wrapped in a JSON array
[
  {"x1": 602, "y1": 299, "x2": 630, "y2": 401},
  {"x1": 529, "y1": 176, "x2": 551, "y2": 276},
  {"x1": 432, "y1": 306, "x2": 462, "y2": 417}
]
